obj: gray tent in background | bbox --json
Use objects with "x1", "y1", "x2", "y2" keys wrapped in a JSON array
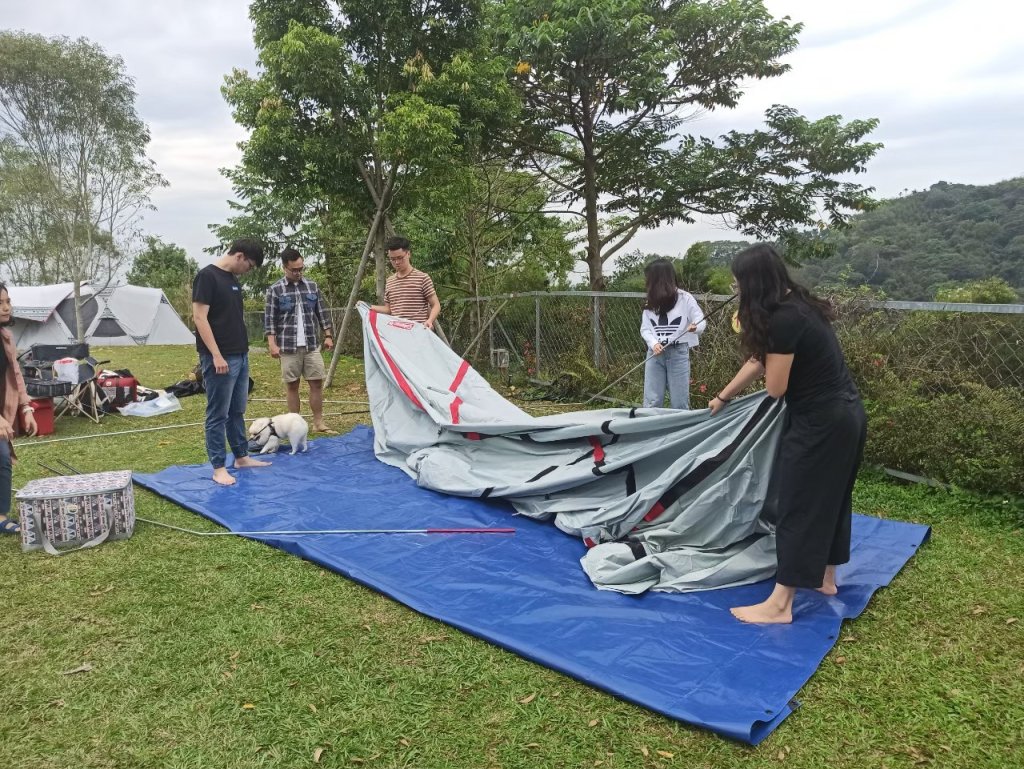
[
  {"x1": 359, "y1": 305, "x2": 786, "y2": 594},
  {"x1": 9, "y1": 282, "x2": 194, "y2": 349}
]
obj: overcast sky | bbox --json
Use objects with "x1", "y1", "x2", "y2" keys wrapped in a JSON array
[{"x1": 3, "y1": 0, "x2": 1022, "y2": 276}]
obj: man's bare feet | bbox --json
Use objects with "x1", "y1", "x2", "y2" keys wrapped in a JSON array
[
  {"x1": 234, "y1": 456, "x2": 271, "y2": 468},
  {"x1": 212, "y1": 467, "x2": 236, "y2": 486},
  {"x1": 731, "y1": 601, "x2": 793, "y2": 624},
  {"x1": 313, "y1": 424, "x2": 336, "y2": 434},
  {"x1": 817, "y1": 565, "x2": 838, "y2": 596}
]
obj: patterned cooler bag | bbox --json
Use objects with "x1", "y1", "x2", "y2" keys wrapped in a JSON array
[{"x1": 18, "y1": 470, "x2": 135, "y2": 555}]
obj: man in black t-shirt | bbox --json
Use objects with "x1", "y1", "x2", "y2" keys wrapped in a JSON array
[{"x1": 192, "y1": 238, "x2": 270, "y2": 485}]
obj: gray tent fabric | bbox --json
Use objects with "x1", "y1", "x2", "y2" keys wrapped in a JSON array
[{"x1": 360, "y1": 306, "x2": 786, "y2": 593}]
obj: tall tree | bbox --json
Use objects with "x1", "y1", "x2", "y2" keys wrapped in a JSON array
[
  {"x1": 0, "y1": 32, "x2": 165, "y2": 338},
  {"x1": 498, "y1": 0, "x2": 882, "y2": 288},
  {"x1": 221, "y1": 0, "x2": 507, "y2": 373}
]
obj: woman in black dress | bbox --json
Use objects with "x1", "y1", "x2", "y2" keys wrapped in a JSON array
[{"x1": 709, "y1": 245, "x2": 866, "y2": 624}]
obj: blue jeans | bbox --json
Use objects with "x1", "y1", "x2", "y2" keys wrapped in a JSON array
[
  {"x1": 0, "y1": 440, "x2": 11, "y2": 516},
  {"x1": 643, "y1": 343, "x2": 691, "y2": 409},
  {"x1": 201, "y1": 353, "x2": 250, "y2": 469}
]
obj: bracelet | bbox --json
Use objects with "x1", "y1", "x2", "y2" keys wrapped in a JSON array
[
  {"x1": 715, "y1": 394, "x2": 732, "y2": 403},
  {"x1": 21, "y1": 404, "x2": 34, "y2": 413}
]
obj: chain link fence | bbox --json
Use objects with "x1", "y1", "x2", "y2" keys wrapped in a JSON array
[
  {"x1": 246, "y1": 294, "x2": 1024, "y2": 492},
  {"x1": 247, "y1": 294, "x2": 1024, "y2": 399}
]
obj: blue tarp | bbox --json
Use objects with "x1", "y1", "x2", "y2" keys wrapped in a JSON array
[{"x1": 134, "y1": 426, "x2": 929, "y2": 744}]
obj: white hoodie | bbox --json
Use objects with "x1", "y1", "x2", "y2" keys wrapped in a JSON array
[{"x1": 640, "y1": 289, "x2": 706, "y2": 351}]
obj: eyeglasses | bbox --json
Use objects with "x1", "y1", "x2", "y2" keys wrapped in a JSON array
[{"x1": 285, "y1": 265, "x2": 304, "y2": 274}]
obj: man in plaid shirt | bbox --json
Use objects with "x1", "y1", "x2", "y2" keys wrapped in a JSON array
[{"x1": 264, "y1": 248, "x2": 335, "y2": 433}]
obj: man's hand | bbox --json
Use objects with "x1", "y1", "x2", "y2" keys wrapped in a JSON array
[
  {"x1": 323, "y1": 336, "x2": 334, "y2": 351},
  {"x1": 213, "y1": 354, "x2": 229, "y2": 374},
  {"x1": 0, "y1": 417, "x2": 13, "y2": 441},
  {"x1": 652, "y1": 343, "x2": 664, "y2": 355},
  {"x1": 268, "y1": 341, "x2": 281, "y2": 359}
]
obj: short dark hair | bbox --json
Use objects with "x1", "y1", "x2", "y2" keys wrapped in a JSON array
[
  {"x1": 385, "y1": 235, "x2": 411, "y2": 253},
  {"x1": 228, "y1": 238, "x2": 265, "y2": 267},
  {"x1": 280, "y1": 247, "x2": 302, "y2": 266}
]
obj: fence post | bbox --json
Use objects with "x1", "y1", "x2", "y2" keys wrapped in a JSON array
[
  {"x1": 592, "y1": 295, "x2": 602, "y2": 368},
  {"x1": 535, "y1": 296, "x2": 542, "y2": 377},
  {"x1": 488, "y1": 302, "x2": 495, "y2": 369}
]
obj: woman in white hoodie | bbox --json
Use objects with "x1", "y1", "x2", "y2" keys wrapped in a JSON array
[{"x1": 640, "y1": 258, "x2": 706, "y2": 409}]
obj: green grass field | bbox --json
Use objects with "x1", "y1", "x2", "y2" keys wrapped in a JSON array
[{"x1": 1, "y1": 346, "x2": 1022, "y2": 768}]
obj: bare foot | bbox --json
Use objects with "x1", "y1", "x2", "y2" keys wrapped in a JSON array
[
  {"x1": 212, "y1": 468, "x2": 236, "y2": 486},
  {"x1": 731, "y1": 601, "x2": 793, "y2": 624},
  {"x1": 234, "y1": 456, "x2": 271, "y2": 468},
  {"x1": 313, "y1": 424, "x2": 336, "y2": 434},
  {"x1": 817, "y1": 565, "x2": 839, "y2": 596}
]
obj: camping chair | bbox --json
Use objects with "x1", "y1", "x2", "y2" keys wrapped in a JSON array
[{"x1": 20, "y1": 344, "x2": 110, "y2": 423}]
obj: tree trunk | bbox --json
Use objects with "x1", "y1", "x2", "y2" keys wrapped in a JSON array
[{"x1": 324, "y1": 200, "x2": 390, "y2": 388}]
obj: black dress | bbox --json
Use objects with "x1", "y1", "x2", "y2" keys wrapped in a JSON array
[{"x1": 767, "y1": 296, "x2": 867, "y2": 588}]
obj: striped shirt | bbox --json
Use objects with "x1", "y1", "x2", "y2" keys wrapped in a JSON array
[{"x1": 384, "y1": 268, "x2": 436, "y2": 323}]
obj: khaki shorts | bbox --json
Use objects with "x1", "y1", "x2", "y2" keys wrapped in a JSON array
[{"x1": 280, "y1": 347, "x2": 327, "y2": 383}]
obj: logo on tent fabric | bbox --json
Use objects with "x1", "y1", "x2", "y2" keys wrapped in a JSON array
[{"x1": 387, "y1": 320, "x2": 415, "y2": 330}]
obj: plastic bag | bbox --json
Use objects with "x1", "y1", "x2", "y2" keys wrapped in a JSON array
[{"x1": 118, "y1": 393, "x2": 182, "y2": 417}]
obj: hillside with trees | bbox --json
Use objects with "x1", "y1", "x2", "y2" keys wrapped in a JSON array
[{"x1": 799, "y1": 178, "x2": 1024, "y2": 300}]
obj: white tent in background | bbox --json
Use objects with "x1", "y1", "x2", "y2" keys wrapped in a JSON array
[{"x1": 8, "y1": 282, "x2": 194, "y2": 349}]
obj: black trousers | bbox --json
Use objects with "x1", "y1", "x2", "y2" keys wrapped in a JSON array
[{"x1": 772, "y1": 397, "x2": 867, "y2": 589}]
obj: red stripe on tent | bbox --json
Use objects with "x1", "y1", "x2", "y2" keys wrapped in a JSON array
[
  {"x1": 589, "y1": 436, "x2": 605, "y2": 463},
  {"x1": 369, "y1": 310, "x2": 424, "y2": 411},
  {"x1": 584, "y1": 537, "x2": 597, "y2": 548},
  {"x1": 466, "y1": 432, "x2": 481, "y2": 441},
  {"x1": 643, "y1": 502, "x2": 666, "y2": 522},
  {"x1": 449, "y1": 359, "x2": 471, "y2": 393},
  {"x1": 450, "y1": 396, "x2": 463, "y2": 424}
]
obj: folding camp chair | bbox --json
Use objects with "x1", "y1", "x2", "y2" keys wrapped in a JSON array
[{"x1": 20, "y1": 344, "x2": 110, "y2": 423}]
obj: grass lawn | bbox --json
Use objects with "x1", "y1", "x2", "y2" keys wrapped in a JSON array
[{"x1": 2, "y1": 345, "x2": 1022, "y2": 769}]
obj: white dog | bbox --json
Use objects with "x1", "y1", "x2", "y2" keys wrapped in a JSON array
[{"x1": 248, "y1": 413, "x2": 309, "y2": 455}]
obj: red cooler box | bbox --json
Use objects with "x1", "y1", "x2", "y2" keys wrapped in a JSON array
[
  {"x1": 27, "y1": 398, "x2": 55, "y2": 437},
  {"x1": 97, "y1": 373, "x2": 138, "y2": 408}
]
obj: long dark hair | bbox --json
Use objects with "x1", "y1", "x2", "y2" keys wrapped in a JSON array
[
  {"x1": 732, "y1": 244, "x2": 834, "y2": 361},
  {"x1": 0, "y1": 282, "x2": 11, "y2": 328},
  {"x1": 644, "y1": 258, "x2": 680, "y2": 315}
]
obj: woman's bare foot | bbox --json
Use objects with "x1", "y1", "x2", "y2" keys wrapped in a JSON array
[
  {"x1": 731, "y1": 601, "x2": 793, "y2": 624},
  {"x1": 234, "y1": 456, "x2": 271, "y2": 468},
  {"x1": 731, "y1": 583, "x2": 796, "y2": 624},
  {"x1": 313, "y1": 424, "x2": 336, "y2": 434},
  {"x1": 817, "y1": 565, "x2": 838, "y2": 596},
  {"x1": 212, "y1": 467, "x2": 236, "y2": 486}
]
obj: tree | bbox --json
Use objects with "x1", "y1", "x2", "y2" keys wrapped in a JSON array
[
  {"x1": 126, "y1": 236, "x2": 199, "y2": 317},
  {"x1": 0, "y1": 32, "x2": 165, "y2": 338},
  {"x1": 222, "y1": 0, "x2": 514, "y2": 378},
  {"x1": 498, "y1": 0, "x2": 882, "y2": 288},
  {"x1": 935, "y1": 277, "x2": 1019, "y2": 304}
]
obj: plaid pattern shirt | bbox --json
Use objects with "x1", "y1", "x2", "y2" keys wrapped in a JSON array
[{"x1": 263, "y1": 277, "x2": 333, "y2": 353}]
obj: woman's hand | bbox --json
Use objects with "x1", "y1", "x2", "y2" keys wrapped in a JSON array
[
  {"x1": 0, "y1": 417, "x2": 13, "y2": 441},
  {"x1": 652, "y1": 343, "x2": 664, "y2": 355},
  {"x1": 708, "y1": 396, "x2": 727, "y2": 416},
  {"x1": 23, "y1": 411, "x2": 38, "y2": 437},
  {"x1": 687, "y1": 323, "x2": 698, "y2": 333}
]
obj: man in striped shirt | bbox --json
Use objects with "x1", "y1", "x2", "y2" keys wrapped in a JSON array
[{"x1": 369, "y1": 236, "x2": 440, "y2": 329}]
